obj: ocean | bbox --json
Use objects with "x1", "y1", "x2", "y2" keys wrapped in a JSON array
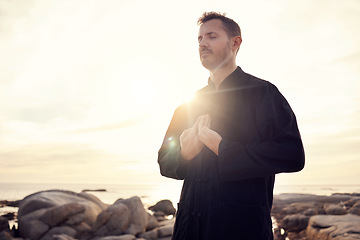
[
  {"x1": 1, "y1": 182, "x2": 360, "y2": 229},
  {"x1": 2, "y1": 182, "x2": 360, "y2": 204}
]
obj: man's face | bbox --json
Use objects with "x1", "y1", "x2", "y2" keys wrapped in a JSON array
[{"x1": 198, "y1": 19, "x2": 233, "y2": 71}]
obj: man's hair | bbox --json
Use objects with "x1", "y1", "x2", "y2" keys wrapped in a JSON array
[{"x1": 197, "y1": 12, "x2": 241, "y2": 39}]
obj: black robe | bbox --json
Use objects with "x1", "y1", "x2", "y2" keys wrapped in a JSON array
[{"x1": 158, "y1": 67, "x2": 305, "y2": 240}]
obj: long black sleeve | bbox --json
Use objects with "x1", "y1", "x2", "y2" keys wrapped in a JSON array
[{"x1": 157, "y1": 104, "x2": 194, "y2": 180}]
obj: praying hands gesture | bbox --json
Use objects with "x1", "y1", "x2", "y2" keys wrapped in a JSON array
[{"x1": 180, "y1": 115, "x2": 222, "y2": 160}]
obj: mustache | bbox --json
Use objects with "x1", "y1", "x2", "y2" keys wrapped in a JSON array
[{"x1": 200, "y1": 47, "x2": 213, "y2": 54}]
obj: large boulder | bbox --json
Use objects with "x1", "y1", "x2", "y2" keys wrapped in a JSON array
[
  {"x1": 306, "y1": 214, "x2": 360, "y2": 240},
  {"x1": 149, "y1": 200, "x2": 176, "y2": 216},
  {"x1": 0, "y1": 216, "x2": 9, "y2": 232},
  {"x1": 349, "y1": 200, "x2": 360, "y2": 216},
  {"x1": 93, "y1": 196, "x2": 148, "y2": 236},
  {"x1": 116, "y1": 196, "x2": 148, "y2": 235},
  {"x1": 18, "y1": 190, "x2": 108, "y2": 240},
  {"x1": 324, "y1": 203, "x2": 347, "y2": 215},
  {"x1": 280, "y1": 214, "x2": 309, "y2": 232}
]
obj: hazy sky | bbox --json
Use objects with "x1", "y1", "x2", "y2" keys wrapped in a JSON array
[{"x1": 0, "y1": 0, "x2": 359, "y2": 189}]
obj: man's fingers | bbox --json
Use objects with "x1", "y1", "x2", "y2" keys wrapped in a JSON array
[
  {"x1": 193, "y1": 117, "x2": 203, "y2": 133},
  {"x1": 180, "y1": 128, "x2": 191, "y2": 137},
  {"x1": 199, "y1": 115, "x2": 205, "y2": 128},
  {"x1": 197, "y1": 115, "x2": 210, "y2": 133},
  {"x1": 204, "y1": 114, "x2": 211, "y2": 128}
]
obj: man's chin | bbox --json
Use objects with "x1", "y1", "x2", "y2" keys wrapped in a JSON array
[{"x1": 201, "y1": 60, "x2": 217, "y2": 71}]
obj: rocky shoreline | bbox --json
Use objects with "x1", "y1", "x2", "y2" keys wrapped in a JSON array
[
  {"x1": 272, "y1": 193, "x2": 360, "y2": 240},
  {"x1": 1, "y1": 190, "x2": 360, "y2": 240}
]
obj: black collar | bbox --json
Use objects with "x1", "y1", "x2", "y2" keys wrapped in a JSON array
[{"x1": 207, "y1": 66, "x2": 245, "y2": 91}]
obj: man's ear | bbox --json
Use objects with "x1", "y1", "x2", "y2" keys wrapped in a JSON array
[{"x1": 232, "y1": 36, "x2": 242, "y2": 52}]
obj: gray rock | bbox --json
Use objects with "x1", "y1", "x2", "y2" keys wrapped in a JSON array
[
  {"x1": 156, "y1": 237, "x2": 172, "y2": 240},
  {"x1": 324, "y1": 204, "x2": 347, "y2": 215},
  {"x1": 158, "y1": 218, "x2": 175, "y2": 227},
  {"x1": 344, "y1": 198, "x2": 360, "y2": 208},
  {"x1": 93, "y1": 203, "x2": 131, "y2": 236},
  {"x1": 39, "y1": 202, "x2": 85, "y2": 227},
  {"x1": 157, "y1": 225, "x2": 173, "y2": 237},
  {"x1": 281, "y1": 214, "x2": 309, "y2": 232},
  {"x1": 149, "y1": 200, "x2": 176, "y2": 216},
  {"x1": 274, "y1": 193, "x2": 353, "y2": 205},
  {"x1": 53, "y1": 234, "x2": 78, "y2": 240},
  {"x1": 306, "y1": 214, "x2": 360, "y2": 240},
  {"x1": 0, "y1": 216, "x2": 9, "y2": 231},
  {"x1": 18, "y1": 190, "x2": 107, "y2": 240},
  {"x1": 40, "y1": 226, "x2": 77, "y2": 240},
  {"x1": 19, "y1": 218, "x2": 49, "y2": 240},
  {"x1": 138, "y1": 228, "x2": 158, "y2": 239},
  {"x1": 115, "y1": 196, "x2": 148, "y2": 235},
  {"x1": 146, "y1": 213, "x2": 159, "y2": 231},
  {"x1": 350, "y1": 201, "x2": 360, "y2": 216},
  {"x1": 93, "y1": 196, "x2": 148, "y2": 237},
  {"x1": 0, "y1": 231, "x2": 13, "y2": 240},
  {"x1": 97, "y1": 234, "x2": 136, "y2": 240}
]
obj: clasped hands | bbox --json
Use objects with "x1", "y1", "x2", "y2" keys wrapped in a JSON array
[{"x1": 180, "y1": 114, "x2": 222, "y2": 161}]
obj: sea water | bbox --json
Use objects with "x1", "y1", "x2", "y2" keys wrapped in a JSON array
[
  {"x1": 2, "y1": 182, "x2": 360, "y2": 204},
  {"x1": 1, "y1": 182, "x2": 360, "y2": 230}
]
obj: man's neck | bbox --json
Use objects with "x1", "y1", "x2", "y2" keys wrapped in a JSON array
[{"x1": 209, "y1": 63, "x2": 237, "y2": 90}]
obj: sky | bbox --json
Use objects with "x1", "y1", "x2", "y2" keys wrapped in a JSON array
[{"x1": 0, "y1": 0, "x2": 359, "y2": 191}]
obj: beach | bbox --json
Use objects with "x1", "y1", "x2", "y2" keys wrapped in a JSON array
[{"x1": 1, "y1": 182, "x2": 360, "y2": 239}]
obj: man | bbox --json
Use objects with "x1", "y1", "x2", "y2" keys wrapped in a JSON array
[{"x1": 157, "y1": 12, "x2": 305, "y2": 240}]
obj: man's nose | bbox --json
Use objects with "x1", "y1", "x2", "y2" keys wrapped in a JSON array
[{"x1": 199, "y1": 38, "x2": 208, "y2": 48}]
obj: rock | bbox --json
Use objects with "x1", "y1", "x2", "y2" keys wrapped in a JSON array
[
  {"x1": 92, "y1": 202, "x2": 131, "y2": 236},
  {"x1": 82, "y1": 189, "x2": 107, "y2": 192},
  {"x1": 18, "y1": 190, "x2": 107, "y2": 240},
  {"x1": 22, "y1": 219, "x2": 49, "y2": 240},
  {"x1": 274, "y1": 193, "x2": 353, "y2": 205},
  {"x1": 324, "y1": 204, "x2": 347, "y2": 215},
  {"x1": 53, "y1": 234, "x2": 78, "y2": 240},
  {"x1": 158, "y1": 218, "x2": 175, "y2": 227},
  {"x1": 286, "y1": 230, "x2": 308, "y2": 240},
  {"x1": 153, "y1": 211, "x2": 166, "y2": 222},
  {"x1": 156, "y1": 237, "x2": 172, "y2": 240},
  {"x1": 290, "y1": 202, "x2": 324, "y2": 215},
  {"x1": 115, "y1": 196, "x2": 148, "y2": 235},
  {"x1": 272, "y1": 195, "x2": 325, "y2": 220},
  {"x1": 0, "y1": 200, "x2": 22, "y2": 208},
  {"x1": 304, "y1": 208, "x2": 322, "y2": 216},
  {"x1": 280, "y1": 214, "x2": 309, "y2": 232},
  {"x1": 153, "y1": 211, "x2": 165, "y2": 217},
  {"x1": 41, "y1": 226, "x2": 77, "y2": 240},
  {"x1": 97, "y1": 234, "x2": 136, "y2": 240},
  {"x1": 146, "y1": 213, "x2": 159, "y2": 231},
  {"x1": 93, "y1": 196, "x2": 148, "y2": 237},
  {"x1": 39, "y1": 202, "x2": 85, "y2": 227},
  {"x1": 158, "y1": 225, "x2": 173, "y2": 237},
  {"x1": 349, "y1": 201, "x2": 360, "y2": 216},
  {"x1": 344, "y1": 198, "x2": 360, "y2": 208},
  {"x1": 149, "y1": 200, "x2": 176, "y2": 216},
  {"x1": 306, "y1": 214, "x2": 360, "y2": 240},
  {"x1": 0, "y1": 216, "x2": 9, "y2": 232},
  {"x1": 1, "y1": 212, "x2": 15, "y2": 221},
  {"x1": 138, "y1": 228, "x2": 159, "y2": 239},
  {"x1": 0, "y1": 231, "x2": 13, "y2": 240}
]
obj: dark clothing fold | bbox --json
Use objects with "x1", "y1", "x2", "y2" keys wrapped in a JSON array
[{"x1": 158, "y1": 67, "x2": 305, "y2": 240}]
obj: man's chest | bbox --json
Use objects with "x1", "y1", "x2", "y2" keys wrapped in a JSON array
[{"x1": 190, "y1": 91, "x2": 260, "y2": 143}]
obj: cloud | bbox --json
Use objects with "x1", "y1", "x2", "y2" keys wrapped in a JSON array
[{"x1": 70, "y1": 115, "x2": 148, "y2": 133}]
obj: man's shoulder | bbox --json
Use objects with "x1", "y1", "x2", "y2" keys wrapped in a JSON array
[{"x1": 241, "y1": 70, "x2": 274, "y2": 89}]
